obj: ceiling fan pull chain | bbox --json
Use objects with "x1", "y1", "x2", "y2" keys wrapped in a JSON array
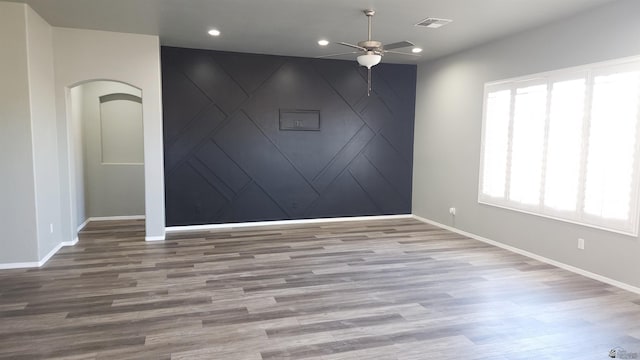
[{"x1": 368, "y1": 68, "x2": 372, "y2": 96}]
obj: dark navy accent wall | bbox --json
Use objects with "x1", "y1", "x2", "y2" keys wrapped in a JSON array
[{"x1": 161, "y1": 46, "x2": 416, "y2": 226}]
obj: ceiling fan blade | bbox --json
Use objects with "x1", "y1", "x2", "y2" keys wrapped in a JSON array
[
  {"x1": 338, "y1": 42, "x2": 367, "y2": 51},
  {"x1": 384, "y1": 50, "x2": 422, "y2": 57},
  {"x1": 384, "y1": 41, "x2": 415, "y2": 50},
  {"x1": 316, "y1": 51, "x2": 360, "y2": 59}
]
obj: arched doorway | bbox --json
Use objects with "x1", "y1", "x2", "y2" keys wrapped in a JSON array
[{"x1": 69, "y1": 80, "x2": 145, "y2": 228}]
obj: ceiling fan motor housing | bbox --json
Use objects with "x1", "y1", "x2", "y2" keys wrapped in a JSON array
[
  {"x1": 323, "y1": 8, "x2": 417, "y2": 96},
  {"x1": 358, "y1": 40, "x2": 383, "y2": 53}
]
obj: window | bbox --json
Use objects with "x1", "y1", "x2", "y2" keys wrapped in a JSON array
[{"x1": 479, "y1": 56, "x2": 640, "y2": 235}]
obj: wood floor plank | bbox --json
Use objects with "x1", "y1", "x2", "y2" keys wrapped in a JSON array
[{"x1": 1, "y1": 218, "x2": 639, "y2": 359}]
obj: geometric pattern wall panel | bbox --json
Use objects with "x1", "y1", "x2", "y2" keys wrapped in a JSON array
[{"x1": 162, "y1": 46, "x2": 416, "y2": 226}]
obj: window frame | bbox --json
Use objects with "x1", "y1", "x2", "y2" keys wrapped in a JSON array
[{"x1": 478, "y1": 55, "x2": 640, "y2": 237}]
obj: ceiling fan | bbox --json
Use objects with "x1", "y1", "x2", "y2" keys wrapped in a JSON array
[{"x1": 320, "y1": 9, "x2": 420, "y2": 96}]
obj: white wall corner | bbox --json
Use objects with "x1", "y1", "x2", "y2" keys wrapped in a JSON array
[
  {"x1": 77, "y1": 218, "x2": 90, "y2": 232},
  {"x1": 37, "y1": 241, "x2": 64, "y2": 266},
  {"x1": 63, "y1": 237, "x2": 79, "y2": 247}
]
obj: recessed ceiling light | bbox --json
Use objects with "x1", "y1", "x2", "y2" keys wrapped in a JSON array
[
  {"x1": 208, "y1": 29, "x2": 221, "y2": 36},
  {"x1": 412, "y1": 47, "x2": 423, "y2": 53},
  {"x1": 317, "y1": 39, "x2": 329, "y2": 46}
]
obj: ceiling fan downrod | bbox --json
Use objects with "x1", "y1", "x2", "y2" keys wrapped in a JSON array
[
  {"x1": 365, "y1": 9, "x2": 376, "y2": 97},
  {"x1": 365, "y1": 9, "x2": 374, "y2": 42}
]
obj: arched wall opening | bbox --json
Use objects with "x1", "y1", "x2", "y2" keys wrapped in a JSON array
[
  {"x1": 68, "y1": 80, "x2": 145, "y2": 231},
  {"x1": 52, "y1": 27, "x2": 165, "y2": 243}
]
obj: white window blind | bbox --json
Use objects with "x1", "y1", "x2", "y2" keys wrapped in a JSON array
[{"x1": 479, "y1": 56, "x2": 640, "y2": 235}]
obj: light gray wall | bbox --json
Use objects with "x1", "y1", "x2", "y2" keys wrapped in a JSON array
[
  {"x1": 99, "y1": 94, "x2": 144, "y2": 165},
  {"x1": 0, "y1": 4, "x2": 164, "y2": 267},
  {"x1": 25, "y1": 5, "x2": 63, "y2": 260},
  {"x1": 53, "y1": 28, "x2": 165, "y2": 241},
  {"x1": 76, "y1": 81, "x2": 144, "y2": 218},
  {"x1": 0, "y1": 2, "x2": 39, "y2": 263},
  {"x1": 70, "y1": 86, "x2": 86, "y2": 226},
  {"x1": 413, "y1": 0, "x2": 640, "y2": 288}
]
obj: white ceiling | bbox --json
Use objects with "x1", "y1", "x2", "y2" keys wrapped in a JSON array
[{"x1": 9, "y1": 0, "x2": 616, "y2": 63}]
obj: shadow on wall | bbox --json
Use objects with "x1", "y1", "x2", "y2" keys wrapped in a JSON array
[{"x1": 69, "y1": 80, "x2": 145, "y2": 228}]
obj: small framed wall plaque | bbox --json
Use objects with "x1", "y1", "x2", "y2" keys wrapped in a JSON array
[{"x1": 279, "y1": 109, "x2": 321, "y2": 131}]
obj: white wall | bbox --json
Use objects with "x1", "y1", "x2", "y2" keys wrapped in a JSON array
[
  {"x1": 70, "y1": 86, "x2": 86, "y2": 226},
  {"x1": 0, "y1": 2, "x2": 39, "y2": 263},
  {"x1": 0, "y1": 3, "x2": 63, "y2": 264},
  {"x1": 75, "y1": 81, "x2": 144, "y2": 219},
  {"x1": 53, "y1": 28, "x2": 165, "y2": 241},
  {"x1": 413, "y1": 0, "x2": 640, "y2": 288},
  {"x1": 25, "y1": 5, "x2": 62, "y2": 260},
  {"x1": 99, "y1": 93, "x2": 144, "y2": 165}
]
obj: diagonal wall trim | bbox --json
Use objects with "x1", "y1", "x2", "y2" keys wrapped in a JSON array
[
  {"x1": 311, "y1": 125, "x2": 376, "y2": 192},
  {"x1": 162, "y1": 47, "x2": 416, "y2": 226},
  {"x1": 348, "y1": 170, "x2": 383, "y2": 214},
  {"x1": 240, "y1": 109, "x2": 321, "y2": 193}
]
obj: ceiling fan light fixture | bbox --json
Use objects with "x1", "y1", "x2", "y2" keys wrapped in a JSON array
[
  {"x1": 357, "y1": 53, "x2": 381, "y2": 69},
  {"x1": 208, "y1": 29, "x2": 221, "y2": 36},
  {"x1": 412, "y1": 47, "x2": 423, "y2": 53},
  {"x1": 317, "y1": 39, "x2": 329, "y2": 46}
]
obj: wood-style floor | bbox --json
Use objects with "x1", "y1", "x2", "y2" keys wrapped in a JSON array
[{"x1": 1, "y1": 218, "x2": 639, "y2": 360}]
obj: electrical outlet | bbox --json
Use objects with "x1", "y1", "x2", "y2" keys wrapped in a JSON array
[
  {"x1": 449, "y1": 207, "x2": 456, "y2": 216},
  {"x1": 49, "y1": 223, "x2": 54, "y2": 234},
  {"x1": 577, "y1": 238, "x2": 585, "y2": 250}
]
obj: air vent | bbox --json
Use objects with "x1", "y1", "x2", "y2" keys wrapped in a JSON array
[{"x1": 415, "y1": 17, "x2": 453, "y2": 29}]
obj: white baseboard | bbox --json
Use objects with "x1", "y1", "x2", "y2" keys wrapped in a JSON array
[
  {"x1": 64, "y1": 237, "x2": 79, "y2": 247},
  {"x1": 11, "y1": 212, "x2": 635, "y2": 295},
  {"x1": 81, "y1": 215, "x2": 158, "y2": 242},
  {"x1": 77, "y1": 215, "x2": 145, "y2": 232},
  {"x1": 0, "y1": 236, "x2": 79, "y2": 270},
  {"x1": 78, "y1": 216, "x2": 145, "y2": 232},
  {"x1": 88, "y1": 215, "x2": 145, "y2": 222},
  {"x1": 412, "y1": 215, "x2": 640, "y2": 295},
  {"x1": 2, "y1": 214, "x2": 149, "y2": 269},
  {"x1": 0, "y1": 261, "x2": 41, "y2": 270},
  {"x1": 38, "y1": 242, "x2": 65, "y2": 266},
  {"x1": 165, "y1": 214, "x2": 414, "y2": 233},
  {"x1": 77, "y1": 218, "x2": 91, "y2": 232}
]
